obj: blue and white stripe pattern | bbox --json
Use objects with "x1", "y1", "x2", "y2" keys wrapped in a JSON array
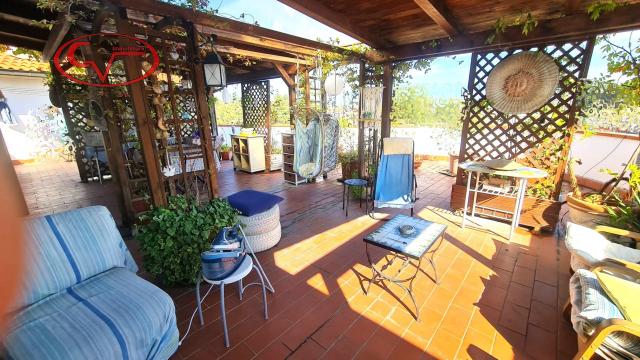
[
  {"x1": 570, "y1": 269, "x2": 640, "y2": 358},
  {"x1": 5, "y1": 206, "x2": 178, "y2": 360}
]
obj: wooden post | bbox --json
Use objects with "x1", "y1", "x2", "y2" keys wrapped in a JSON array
[
  {"x1": 455, "y1": 53, "x2": 478, "y2": 186},
  {"x1": 82, "y1": 44, "x2": 135, "y2": 225},
  {"x1": 288, "y1": 84, "x2": 296, "y2": 126},
  {"x1": 265, "y1": 83, "x2": 272, "y2": 173},
  {"x1": 187, "y1": 22, "x2": 220, "y2": 196},
  {"x1": 357, "y1": 60, "x2": 366, "y2": 177},
  {"x1": 304, "y1": 68, "x2": 311, "y2": 110},
  {"x1": 0, "y1": 130, "x2": 28, "y2": 215},
  {"x1": 380, "y1": 63, "x2": 393, "y2": 139},
  {"x1": 552, "y1": 38, "x2": 596, "y2": 200},
  {"x1": 115, "y1": 15, "x2": 166, "y2": 207},
  {"x1": 273, "y1": 63, "x2": 297, "y2": 127}
]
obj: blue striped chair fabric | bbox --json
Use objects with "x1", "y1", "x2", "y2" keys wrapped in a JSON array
[
  {"x1": 4, "y1": 206, "x2": 178, "y2": 360},
  {"x1": 570, "y1": 269, "x2": 640, "y2": 359}
]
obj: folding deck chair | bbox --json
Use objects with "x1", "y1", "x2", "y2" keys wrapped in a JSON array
[{"x1": 370, "y1": 137, "x2": 418, "y2": 217}]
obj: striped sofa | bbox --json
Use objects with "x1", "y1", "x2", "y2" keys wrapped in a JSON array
[{"x1": 3, "y1": 206, "x2": 179, "y2": 360}]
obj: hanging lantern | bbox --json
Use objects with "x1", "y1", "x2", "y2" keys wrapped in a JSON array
[
  {"x1": 203, "y1": 52, "x2": 226, "y2": 90},
  {"x1": 324, "y1": 72, "x2": 345, "y2": 97}
]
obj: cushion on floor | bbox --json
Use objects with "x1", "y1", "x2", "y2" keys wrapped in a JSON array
[
  {"x1": 228, "y1": 190, "x2": 283, "y2": 216},
  {"x1": 5, "y1": 267, "x2": 179, "y2": 360}
]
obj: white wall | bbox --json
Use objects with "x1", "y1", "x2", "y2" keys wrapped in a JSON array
[{"x1": 0, "y1": 73, "x2": 51, "y2": 119}]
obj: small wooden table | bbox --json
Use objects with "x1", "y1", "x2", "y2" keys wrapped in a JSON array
[
  {"x1": 363, "y1": 214, "x2": 447, "y2": 319},
  {"x1": 459, "y1": 161, "x2": 547, "y2": 240}
]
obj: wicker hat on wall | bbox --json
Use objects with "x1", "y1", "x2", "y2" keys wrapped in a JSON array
[{"x1": 486, "y1": 51, "x2": 560, "y2": 114}]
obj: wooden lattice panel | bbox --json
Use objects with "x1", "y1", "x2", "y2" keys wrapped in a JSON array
[
  {"x1": 57, "y1": 77, "x2": 101, "y2": 182},
  {"x1": 241, "y1": 81, "x2": 270, "y2": 136},
  {"x1": 457, "y1": 39, "x2": 595, "y2": 199}
]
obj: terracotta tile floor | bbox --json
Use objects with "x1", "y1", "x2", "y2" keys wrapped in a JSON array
[{"x1": 14, "y1": 159, "x2": 577, "y2": 359}]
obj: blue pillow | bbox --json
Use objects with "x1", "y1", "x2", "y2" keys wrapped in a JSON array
[{"x1": 228, "y1": 190, "x2": 283, "y2": 216}]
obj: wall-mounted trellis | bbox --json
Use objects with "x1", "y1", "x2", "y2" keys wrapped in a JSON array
[
  {"x1": 241, "y1": 80, "x2": 271, "y2": 170},
  {"x1": 456, "y1": 38, "x2": 596, "y2": 200},
  {"x1": 51, "y1": 72, "x2": 104, "y2": 183}
]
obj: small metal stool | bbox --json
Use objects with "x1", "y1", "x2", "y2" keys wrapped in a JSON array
[
  {"x1": 196, "y1": 256, "x2": 268, "y2": 347},
  {"x1": 342, "y1": 178, "x2": 368, "y2": 216}
]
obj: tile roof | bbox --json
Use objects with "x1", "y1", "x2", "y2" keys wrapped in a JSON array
[{"x1": 0, "y1": 53, "x2": 49, "y2": 73}]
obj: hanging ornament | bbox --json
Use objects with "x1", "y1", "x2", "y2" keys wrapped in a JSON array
[
  {"x1": 324, "y1": 72, "x2": 345, "y2": 97},
  {"x1": 222, "y1": 87, "x2": 231, "y2": 104}
]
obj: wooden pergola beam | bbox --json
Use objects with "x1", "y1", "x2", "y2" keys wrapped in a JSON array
[
  {"x1": 276, "y1": 0, "x2": 388, "y2": 48},
  {"x1": 226, "y1": 69, "x2": 282, "y2": 85},
  {"x1": 412, "y1": 0, "x2": 460, "y2": 36},
  {"x1": 198, "y1": 26, "x2": 318, "y2": 58},
  {"x1": 214, "y1": 45, "x2": 313, "y2": 66},
  {"x1": 273, "y1": 63, "x2": 295, "y2": 87},
  {"x1": 565, "y1": 0, "x2": 583, "y2": 15},
  {"x1": 0, "y1": 31, "x2": 45, "y2": 50},
  {"x1": 42, "y1": 13, "x2": 71, "y2": 61},
  {"x1": 111, "y1": 0, "x2": 376, "y2": 60},
  {"x1": 386, "y1": 3, "x2": 640, "y2": 61}
]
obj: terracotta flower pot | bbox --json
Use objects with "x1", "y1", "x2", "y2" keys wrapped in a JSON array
[
  {"x1": 341, "y1": 160, "x2": 359, "y2": 180},
  {"x1": 566, "y1": 192, "x2": 609, "y2": 227},
  {"x1": 220, "y1": 151, "x2": 232, "y2": 161}
]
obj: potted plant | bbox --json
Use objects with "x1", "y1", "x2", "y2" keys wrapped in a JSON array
[
  {"x1": 603, "y1": 165, "x2": 640, "y2": 236},
  {"x1": 220, "y1": 144, "x2": 232, "y2": 160},
  {"x1": 339, "y1": 149, "x2": 359, "y2": 181},
  {"x1": 566, "y1": 157, "x2": 618, "y2": 227},
  {"x1": 136, "y1": 195, "x2": 238, "y2": 286}
]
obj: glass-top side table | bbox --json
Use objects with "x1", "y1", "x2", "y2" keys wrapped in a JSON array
[{"x1": 363, "y1": 214, "x2": 447, "y2": 319}]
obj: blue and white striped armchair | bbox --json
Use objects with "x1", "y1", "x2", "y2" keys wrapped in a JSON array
[{"x1": 3, "y1": 206, "x2": 179, "y2": 360}]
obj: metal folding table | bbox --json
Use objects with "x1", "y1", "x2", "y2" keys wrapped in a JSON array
[
  {"x1": 459, "y1": 161, "x2": 547, "y2": 240},
  {"x1": 363, "y1": 214, "x2": 446, "y2": 319}
]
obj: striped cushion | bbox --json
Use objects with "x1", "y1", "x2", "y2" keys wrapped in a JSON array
[
  {"x1": 570, "y1": 269, "x2": 640, "y2": 358},
  {"x1": 5, "y1": 268, "x2": 178, "y2": 360},
  {"x1": 19, "y1": 206, "x2": 138, "y2": 308}
]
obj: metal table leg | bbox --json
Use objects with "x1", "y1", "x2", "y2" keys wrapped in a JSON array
[
  {"x1": 364, "y1": 242, "x2": 440, "y2": 320},
  {"x1": 461, "y1": 171, "x2": 473, "y2": 229}
]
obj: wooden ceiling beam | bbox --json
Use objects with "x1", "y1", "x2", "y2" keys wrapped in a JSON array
[
  {"x1": 273, "y1": 62, "x2": 294, "y2": 87},
  {"x1": 226, "y1": 69, "x2": 281, "y2": 85},
  {"x1": 276, "y1": 0, "x2": 388, "y2": 48},
  {"x1": 111, "y1": 0, "x2": 377, "y2": 60},
  {"x1": 197, "y1": 26, "x2": 318, "y2": 58},
  {"x1": 412, "y1": 0, "x2": 460, "y2": 36},
  {"x1": 565, "y1": 0, "x2": 583, "y2": 15},
  {"x1": 0, "y1": 31, "x2": 46, "y2": 50},
  {"x1": 214, "y1": 45, "x2": 314, "y2": 66},
  {"x1": 386, "y1": 3, "x2": 640, "y2": 61}
]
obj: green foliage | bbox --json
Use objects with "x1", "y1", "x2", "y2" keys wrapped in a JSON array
[
  {"x1": 136, "y1": 195, "x2": 238, "y2": 286},
  {"x1": 391, "y1": 86, "x2": 463, "y2": 128},
  {"x1": 338, "y1": 149, "x2": 358, "y2": 164},
  {"x1": 587, "y1": 0, "x2": 623, "y2": 20},
  {"x1": 577, "y1": 32, "x2": 640, "y2": 133},
  {"x1": 604, "y1": 165, "x2": 640, "y2": 232},
  {"x1": 486, "y1": 13, "x2": 538, "y2": 44},
  {"x1": 211, "y1": 96, "x2": 242, "y2": 126}
]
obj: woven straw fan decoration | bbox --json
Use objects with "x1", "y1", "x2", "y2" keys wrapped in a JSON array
[{"x1": 486, "y1": 51, "x2": 560, "y2": 115}]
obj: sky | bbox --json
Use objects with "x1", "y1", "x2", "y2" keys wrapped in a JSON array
[{"x1": 213, "y1": 0, "x2": 636, "y2": 99}]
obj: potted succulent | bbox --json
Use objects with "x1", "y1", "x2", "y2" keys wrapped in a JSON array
[{"x1": 220, "y1": 144, "x2": 232, "y2": 160}]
